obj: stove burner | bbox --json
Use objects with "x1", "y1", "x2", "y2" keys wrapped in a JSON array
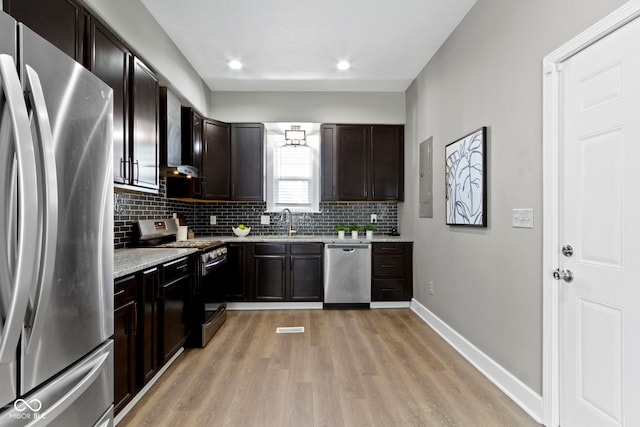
[{"x1": 156, "y1": 239, "x2": 223, "y2": 251}]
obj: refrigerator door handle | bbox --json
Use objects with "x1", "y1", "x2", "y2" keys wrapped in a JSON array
[
  {"x1": 22, "y1": 64, "x2": 58, "y2": 346},
  {"x1": 0, "y1": 54, "x2": 40, "y2": 364},
  {"x1": 29, "y1": 351, "x2": 110, "y2": 426}
]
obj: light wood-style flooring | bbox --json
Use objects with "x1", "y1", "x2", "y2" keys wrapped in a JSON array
[{"x1": 119, "y1": 309, "x2": 539, "y2": 426}]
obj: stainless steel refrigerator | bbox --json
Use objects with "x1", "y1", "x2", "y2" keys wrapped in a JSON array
[{"x1": 0, "y1": 10, "x2": 114, "y2": 427}]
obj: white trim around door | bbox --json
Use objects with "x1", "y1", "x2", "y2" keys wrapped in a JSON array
[{"x1": 542, "y1": 2, "x2": 640, "y2": 426}]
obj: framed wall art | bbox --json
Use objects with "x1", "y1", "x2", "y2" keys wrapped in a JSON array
[{"x1": 445, "y1": 127, "x2": 487, "y2": 227}]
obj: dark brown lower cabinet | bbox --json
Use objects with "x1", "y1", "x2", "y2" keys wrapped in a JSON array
[
  {"x1": 139, "y1": 266, "x2": 159, "y2": 387},
  {"x1": 254, "y1": 243, "x2": 287, "y2": 301},
  {"x1": 372, "y1": 242, "x2": 413, "y2": 301},
  {"x1": 227, "y1": 243, "x2": 250, "y2": 301},
  {"x1": 114, "y1": 255, "x2": 195, "y2": 414},
  {"x1": 290, "y1": 243, "x2": 324, "y2": 301},
  {"x1": 228, "y1": 242, "x2": 324, "y2": 302},
  {"x1": 159, "y1": 257, "x2": 192, "y2": 364},
  {"x1": 113, "y1": 274, "x2": 138, "y2": 415}
]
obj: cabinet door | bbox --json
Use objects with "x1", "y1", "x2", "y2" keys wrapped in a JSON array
[
  {"x1": 131, "y1": 57, "x2": 159, "y2": 190},
  {"x1": 114, "y1": 274, "x2": 138, "y2": 415},
  {"x1": 5, "y1": 0, "x2": 85, "y2": 62},
  {"x1": 139, "y1": 267, "x2": 159, "y2": 386},
  {"x1": 253, "y1": 243, "x2": 286, "y2": 301},
  {"x1": 321, "y1": 124, "x2": 338, "y2": 201},
  {"x1": 190, "y1": 110, "x2": 204, "y2": 198},
  {"x1": 371, "y1": 125, "x2": 404, "y2": 200},
  {"x1": 202, "y1": 119, "x2": 231, "y2": 199},
  {"x1": 337, "y1": 125, "x2": 370, "y2": 200},
  {"x1": 88, "y1": 18, "x2": 130, "y2": 184},
  {"x1": 159, "y1": 275, "x2": 189, "y2": 364},
  {"x1": 114, "y1": 299, "x2": 136, "y2": 414},
  {"x1": 290, "y1": 255, "x2": 323, "y2": 301},
  {"x1": 231, "y1": 123, "x2": 264, "y2": 200},
  {"x1": 226, "y1": 243, "x2": 249, "y2": 301}
]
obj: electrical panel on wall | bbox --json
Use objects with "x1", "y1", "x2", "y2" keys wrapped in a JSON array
[{"x1": 419, "y1": 137, "x2": 433, "y2": 218}]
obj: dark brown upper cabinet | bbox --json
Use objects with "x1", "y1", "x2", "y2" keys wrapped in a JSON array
[
  {"x1": 130, "y1": 57, "x2": 159, "y2": 190},
  {"x1": 201, "y1": 118, "x2": 231, "y2": 200},
  {"x1": 88, "y1": 17, "x2": 159, "y2": 191},
  {"x1": 231, "y1": 123, "x2": 265, "y2": 201},
  {"x1": 87, "y1": 18, "x2": 131, "y2": 185},
  {"x1": 5, "y1": 0, "x2": 86, "y2": 63},
  {"x1": 322, "y1": 124, "x2": 404, "y2": 201}
]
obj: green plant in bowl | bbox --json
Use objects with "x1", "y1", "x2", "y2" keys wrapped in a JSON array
[
  {"x1": 364, "y1": 224, "x2": 376, "y2": 231},
  {"x1": 349, "y1": 224, "x2": 361, "y2": 231},
  {"x1": 335, "y1": 225, "x2": 347, "y2": 232}
]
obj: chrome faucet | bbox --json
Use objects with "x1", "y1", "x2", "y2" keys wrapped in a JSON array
[{"x1": 280, "y1": 208, "x2": 297, "y2": 237}]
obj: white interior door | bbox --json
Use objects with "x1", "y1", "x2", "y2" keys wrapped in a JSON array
[{"x1": 559, "y1": 16, "x2": 640, "y2": 427}]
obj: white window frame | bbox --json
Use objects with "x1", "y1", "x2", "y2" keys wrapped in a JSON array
[{"x1": 266, "y1": 126, "x2": 320, "y2": 213}]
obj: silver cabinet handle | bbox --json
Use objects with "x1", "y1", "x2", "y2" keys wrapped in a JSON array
[
  {"x1": 22, "y1": 65, "x2": 59, "y2": 351},
  {"x1": 0, "y1": 54, "x2": 39, "y2": 364}
]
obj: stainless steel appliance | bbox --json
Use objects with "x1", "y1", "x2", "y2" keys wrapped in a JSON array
[
  {"x1": 135, "y1": 219, "x2": 228, "y2": 347},
  {"x1": 0, "y1": 11, "x2": 114, "y2": 427},
  {"x1": 324, "y1": 243, "x2": 372, "y2": 308}
]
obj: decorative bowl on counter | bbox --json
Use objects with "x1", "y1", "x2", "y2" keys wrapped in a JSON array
[{"x1": 232, "y1": 227, "x2": 251, "y2": 237}]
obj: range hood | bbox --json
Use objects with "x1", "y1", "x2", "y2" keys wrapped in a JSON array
[{"x1": 160, "y1": 87, "x2": 199, "y2": 178}]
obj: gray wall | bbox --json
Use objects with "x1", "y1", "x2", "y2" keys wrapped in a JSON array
[
  {"x1": 403, "y1": 0, "x2": 627, "y2": 394},
  {"x1": 209, "y1": 91, "x2": 405, "y2": 123},
  {"x1": 84, "y1": 0, "x2": 209, "y2": 114}
]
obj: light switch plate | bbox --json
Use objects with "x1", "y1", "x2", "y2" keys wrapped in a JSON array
[
  {"x1": 209, "y1": 215, "x2": 217, "y2": 225},
  {"x1": 261, "y1": 215, "x2": 270, "y2": 225},
  {"x1": 512, "y1": 209, "x2": 533, "y2": 228}
]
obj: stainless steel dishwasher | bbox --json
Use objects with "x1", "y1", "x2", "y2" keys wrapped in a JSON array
[{"x1": 323, "y1": 243, "x2": 371, "y2": 308}]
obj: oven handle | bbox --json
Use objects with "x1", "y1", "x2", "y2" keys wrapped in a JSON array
[{"x1": 201, "y1": 255, "x2": 227, "y2": 276}]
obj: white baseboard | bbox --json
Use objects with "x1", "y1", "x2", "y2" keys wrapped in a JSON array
[
  {"x1": 370, "y1": 301, "x2": 410, "y2": 309},
  {"x1": 226, "y1": 302, "x2": 323, "y2": 310},
  {"x1": 114, "y1": 347, "x2": 184, "y2": 425},
  {"x1": 410, "y1": 299, "x2": 543, "y2": 424},
  {"x1": 227, "y1": 301, "x2": 410, "y2": 310}
]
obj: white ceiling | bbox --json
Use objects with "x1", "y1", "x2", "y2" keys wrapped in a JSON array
[{"x1": 140, "y1": 0, "x2": 476, "y2": 92}]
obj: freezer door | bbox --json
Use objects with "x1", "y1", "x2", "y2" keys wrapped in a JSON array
[
  {"x1": 0, "y1": 340, "x2": 114, "y2": 427},
  {"x1": 17, "y1": 24, "x2": 114, "y2": 395}
]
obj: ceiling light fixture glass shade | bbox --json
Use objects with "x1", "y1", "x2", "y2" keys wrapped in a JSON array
[
  {"x1": 228, "y1": 60, "x2": 242, "y2": 70},
  {"x1": 285, "y1": 126, "x2": 306, "y2": 146},
  {"x1": 337, "y1": 60, "x2": 350, "y2": 71}
]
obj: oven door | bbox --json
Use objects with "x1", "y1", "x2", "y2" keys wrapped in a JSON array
[{"x1": 193, "y1": 254, "x2": 228, "y2": 347}]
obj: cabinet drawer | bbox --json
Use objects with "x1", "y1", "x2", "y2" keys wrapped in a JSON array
[
  {"x1": 290, "y1": 243, "x2": 323, "y2": 255},
  {"x1": 372, "y1": 278, "x2": 407, "y2": 301},
  {"x1": 114, "y1": 274, "x2": 137, "y2": 307},
  {"x1": 373, "y1": 243, "x2": 406, "y2": 255},
  {"x1": 161, "y1": 256, "x2": 191, "y2": 283},
  {"x1": 373, "y1": 255, "x2": 405, "y2": 277},
  {"x1": 254, "y1": 243, "x2": 286, "y2": 255}
]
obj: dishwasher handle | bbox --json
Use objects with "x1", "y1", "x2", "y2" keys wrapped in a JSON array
[{"x1": 325, "y1": 244, "x2": 371, "y2": 250}]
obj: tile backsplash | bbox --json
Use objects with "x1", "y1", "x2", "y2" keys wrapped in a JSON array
[{"x1": 114, "y1": 179, "x2": 398, "y2": 249}]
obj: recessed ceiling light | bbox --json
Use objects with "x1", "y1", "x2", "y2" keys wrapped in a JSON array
[
  {"x1": 337, "y1": 61, "x2": 350, "y2": 71},
  {"x1": 228, "y1": 60, "x2": 242, "y2": 70}
]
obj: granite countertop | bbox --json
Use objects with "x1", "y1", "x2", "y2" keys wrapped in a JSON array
[
  {"x1": 114, "y1": 248, "x2": 197, "y2": 279},
  {"x1": 199, "y1": 234, "x2": 413, "y2": 243},
  {"x1": 114, "y1": 235, "x2": 412, "y2": 279}
]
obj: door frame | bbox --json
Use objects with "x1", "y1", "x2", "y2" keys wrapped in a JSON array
[{"x1": 542, "y1": 1, "x2": 640, "y2": 426}]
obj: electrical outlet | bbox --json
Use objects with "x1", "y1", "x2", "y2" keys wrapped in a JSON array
[
  {"x1": 428, "y1": 281, "x2": 434, "y2": 296},
  {"x1": 370, "y1": 213, "x2": 377, "y2": 223},
  {"x1": 261, "y1": 215, "x2": 270, "y2": 225},
  {"x1": 209, "y1": 215, "x2": 217, "y2": 225}
]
